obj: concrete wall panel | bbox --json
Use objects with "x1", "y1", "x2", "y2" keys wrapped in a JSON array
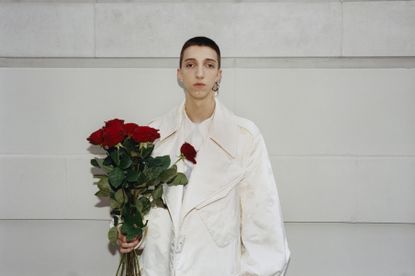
[
  {"x1": 0, "y1": 3, "x2": 94, "y2": 57},
  {"x1": 1, "y1": 221, "x2": 414, "y2": 276},
  {"x1": 275, "y1": 157, "x2": 415, "y2": 223},
  {"x1": 233, "y1": 2, "x2": 342, "y2": 57},
  {"x1": 343, "y1": 1, "x2": 415, "y2": 56},
  {"x1": 286, "y1": 223, "x2": 415, "y2": 276},
  {"x1": 234, "y1": 68, "x2": 415, "y2": 156},
  {"x1": 0, "y1": 220, "x2": 118, "y2": 276}
]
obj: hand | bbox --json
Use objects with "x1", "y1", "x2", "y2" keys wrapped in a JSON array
[{"x1": 117, "y1": 229, "x2": 140, "y2": 254}]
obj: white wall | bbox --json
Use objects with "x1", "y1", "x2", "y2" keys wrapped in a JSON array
[{"x1": 1, "y1": 1, "x2": 414, "y2": 276}]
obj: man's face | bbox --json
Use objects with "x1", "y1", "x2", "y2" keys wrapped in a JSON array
[{"x1": 177, "y1": 45, "x2": 222, "y2": 100}]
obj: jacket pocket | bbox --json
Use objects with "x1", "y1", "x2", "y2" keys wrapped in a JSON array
[{"x1": 195, "y1": 185, "x2": 241, "y2": 248}]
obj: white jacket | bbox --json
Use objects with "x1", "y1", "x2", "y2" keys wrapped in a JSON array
[{"x1": 139, "y1": 97, "x2": 291, "y2": 276}]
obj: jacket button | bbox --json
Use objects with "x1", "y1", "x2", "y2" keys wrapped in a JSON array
[{"x1": 175, "y1": 235, "x2": 185, "y2": 253}]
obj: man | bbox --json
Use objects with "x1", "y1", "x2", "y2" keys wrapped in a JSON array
[{"x1": 118, "y1": 36, "x2": 291, "y2": 276}]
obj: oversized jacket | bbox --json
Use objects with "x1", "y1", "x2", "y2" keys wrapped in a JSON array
[{"x1": 139, "y1": 97, "x2": 291, "y2": 276}]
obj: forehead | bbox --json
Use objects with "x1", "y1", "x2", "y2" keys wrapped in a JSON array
[{"x1": 182, "y1": 45, "x2": 218, "y2": 62}]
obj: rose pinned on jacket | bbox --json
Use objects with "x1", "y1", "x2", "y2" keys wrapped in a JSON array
[{"x1": 180, "y1": 142, "x2": 197, "y2": 164}]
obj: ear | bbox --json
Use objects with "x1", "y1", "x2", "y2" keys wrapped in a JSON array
[
  {"x1": 177, "y1": 68, "x2": 183, "y2": 81},
  {"x1": 216, "y1": 69, "x2": 222, "y2": 83}
]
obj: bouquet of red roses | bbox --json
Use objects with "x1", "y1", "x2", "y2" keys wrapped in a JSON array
[{"x1": 87, "y1": 118, "x2": 196, "y2": 276}]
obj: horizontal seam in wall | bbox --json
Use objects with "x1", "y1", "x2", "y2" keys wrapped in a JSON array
[
  {"x1": 1, "y1": 219, "x2": 414, "y2": 225},
  {"x1": 1, "y1": 0, "x2": 414, "y2": 3},
  {"x1": 287, "y1": 221, "x2": 415, "y2": 225},
  {"x1": 1, "y1": 57, "x2": 415, "y2": 68},
  {"x1": 1, "y1": 154, "x2": 415, "y2": 158},
  {"x1": 270, "y1": 154, "x2": 415, "y2": 158}
]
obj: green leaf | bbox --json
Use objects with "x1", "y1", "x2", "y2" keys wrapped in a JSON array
[
  {"x1": 136, "y1": 172, "x2": 148, "y2": 186},
  {"x1": 109, "y1": 148, "x2": 120, "y2": 166},
  {"x1": 121, "y1": 207, "x2": 145, "y2": 241},
  {"x1": 110, "y1": 199, "x2": 121, "y2": 209},
  {"x1": 95, "y1": 190, "x2": 110, "y2": 197},
  {"x1": 97, "y1": 176, "x2": 111, "y2": 192},
  {"x1": 159, "y1": 165, "x2": 177, "y2": 183},
  {"x1": 114, "y1": 189, "x2": 127, "y2": 204},
  {"x1": 92, "y1": 158, "x2": 112, "y2": 173},
  {"x1": 122, "y1": 137, "x2": 138, "y2": 152},
  {"x1": 139, "y1": 144, "x2": 154, "y2": 159},
  {"x1": 91, "y1": 159, "x2": 99, "y2": 168},
  {"x1": 108, "y1": 167, "x2": 125, "y2": 189},
  {"x1": 143, "y1": 167, "x2": 157, "y2": 180},
  {"x1": 124, "y1": 206, "x2": 144, "y2": 225},
  {"x1": 108, "y1": 226, "x2": 118, "y2": 243},
  {"x1": 119, "y1": 153, "x2": 132, "y2": 170},
  {"x1": 135, "y1": 197, "x2": 151, "y2": 215},
  {"x1": 168, "y1": 172, "x2": 188, "y2": 186},
  {"x1": 152, "y1": 198, "x2": 166, "y2": 208},
  {"x1": 144, "y1": 155, "x2": 171, "y2": 180},
  {"x1": 120, "y1": 223, "x2": 143, "y2": 242},
  {"x1": 147, "y1": 156, "x2": 170, "y2": 170},
  {"x1": 126, "y1": 169, "x2": 139, "y2": 182},
  {"x1": 152, "y1": 184, "x2": 163, "y2": 201},
  {"x1": 103, "y1": 155, "x2": 113, "y2": 166}
]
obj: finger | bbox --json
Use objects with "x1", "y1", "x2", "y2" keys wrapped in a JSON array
[
  {"x1": 119, "y1": 247, "x2": 133, "y2": 253},
  {"x1": 119, "y1": 241, "x2": 139, "y2": 253},
  {"x1": 120, "y1": 239, "x2": 139, "y2": 249}
]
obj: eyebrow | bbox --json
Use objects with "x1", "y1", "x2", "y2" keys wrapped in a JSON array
[{"x1": 183, "y1": 58, "x2": 217, "y2": 63}]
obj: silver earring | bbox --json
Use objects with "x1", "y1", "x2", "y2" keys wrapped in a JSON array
[{"x1": 212, "y1": 81, "x2": 220, "y2": 93}]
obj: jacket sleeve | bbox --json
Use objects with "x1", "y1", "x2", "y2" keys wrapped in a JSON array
[{"x1": 239, "y1": 128, "x2": 291, "y2": 276}]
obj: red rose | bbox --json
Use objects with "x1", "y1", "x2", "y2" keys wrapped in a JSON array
[
  {"x1": 180, "y1": 142, "x2": 197, "y2": 164},
  {"x1": 132, "y1": 126, "x2": 160, "y2": 143},
  {"x1": 124, "y1": 123, "x2": 139, "y2": 137},
  {"x1": 105, "y1": 118, "x2": 124, "y2": 128},
  {"x1": 87, "y1": 128, "x2": 104, "y2": 145},
  {"x1": 102, "y1": 124, "x2": 125, "y2": 147}
]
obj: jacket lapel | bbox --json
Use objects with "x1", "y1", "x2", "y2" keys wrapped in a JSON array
[
  {"x1": 149, "y1": 100, "x2": 184, "y2": 230},
  {"x1": 150, "y1": 98, "x2": 244, "y2": 227},
  {"x1": 180, "y1": 98, "x2": 244, "y2": 221}
]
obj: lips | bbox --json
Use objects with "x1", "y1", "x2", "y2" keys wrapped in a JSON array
[{"x1": 193, "y1": 82, "x2": 206, "y2": 87}]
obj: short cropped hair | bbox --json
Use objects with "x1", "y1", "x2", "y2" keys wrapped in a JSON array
[{"x1": 179, "y1": 36, "x2": 221, "y2": 69}]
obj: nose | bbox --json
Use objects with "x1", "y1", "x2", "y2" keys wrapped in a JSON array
[{"x1": 196, "y1": 65, "x2": 204, "y2": 79}]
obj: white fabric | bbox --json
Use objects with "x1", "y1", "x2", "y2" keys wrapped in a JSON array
[
  {"x1": 181, "y1": 105, "x2": 214, "y2": 179},
  {"x1": 172, "y1": 105, "x2": 215, "y2": 231},
  {"x1": 138, "y1": 97, "x2": 291, "y2": 276}
]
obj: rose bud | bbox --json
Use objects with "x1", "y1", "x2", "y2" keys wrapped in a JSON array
[
  {"x1": 105, "y1": 118, "x2": 124, "y2": 128},
  {"x1": 102, "y1": 125, "x2": 125, "y2": 147},
  {"x1": 87, "y1": 129, "x2": 104, "y2": 145},
  {"x1": 132, "y1": 126, "x2": 160, "y2": 143},
  {"x1": 124, "y1": 123, "x2": 139, "y2": 137},
  {"x1": 180, "y1": 142, "x2": 197, "y2": 164}
]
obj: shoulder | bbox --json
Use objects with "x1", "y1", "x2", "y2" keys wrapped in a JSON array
[
  {"x1": 146, "y1": 105, "x2": 177, "y2": 129},
  {"x1": 218, "y1": 99, "x2": 261, "y2": 139},
  {"x1": 234, "y1": 115, "x2": 261, "y2": 138},
  {"x1": 231, "y1": 114, "x2": 266, "y2": 162}
]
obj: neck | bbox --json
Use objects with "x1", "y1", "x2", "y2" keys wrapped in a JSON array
[{"x1": 184, "y1": 94, "x2": 216, "y2": 123}]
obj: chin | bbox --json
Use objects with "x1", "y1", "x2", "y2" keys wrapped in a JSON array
[{"x1": 187, "y1": 89, "x2": 212, "y2": 99}]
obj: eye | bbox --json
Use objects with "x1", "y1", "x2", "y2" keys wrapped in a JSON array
[
  {"x1": 207, "y1": 63, "x2": 216, "y2": 69},
  {"x1": 185, "y1": 63, "x2": 194, "y2": 68}
]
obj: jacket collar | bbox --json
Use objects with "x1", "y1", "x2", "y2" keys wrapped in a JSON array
[{"x1": 156, "y1": 97, "x2": 237, "y2": 159}]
